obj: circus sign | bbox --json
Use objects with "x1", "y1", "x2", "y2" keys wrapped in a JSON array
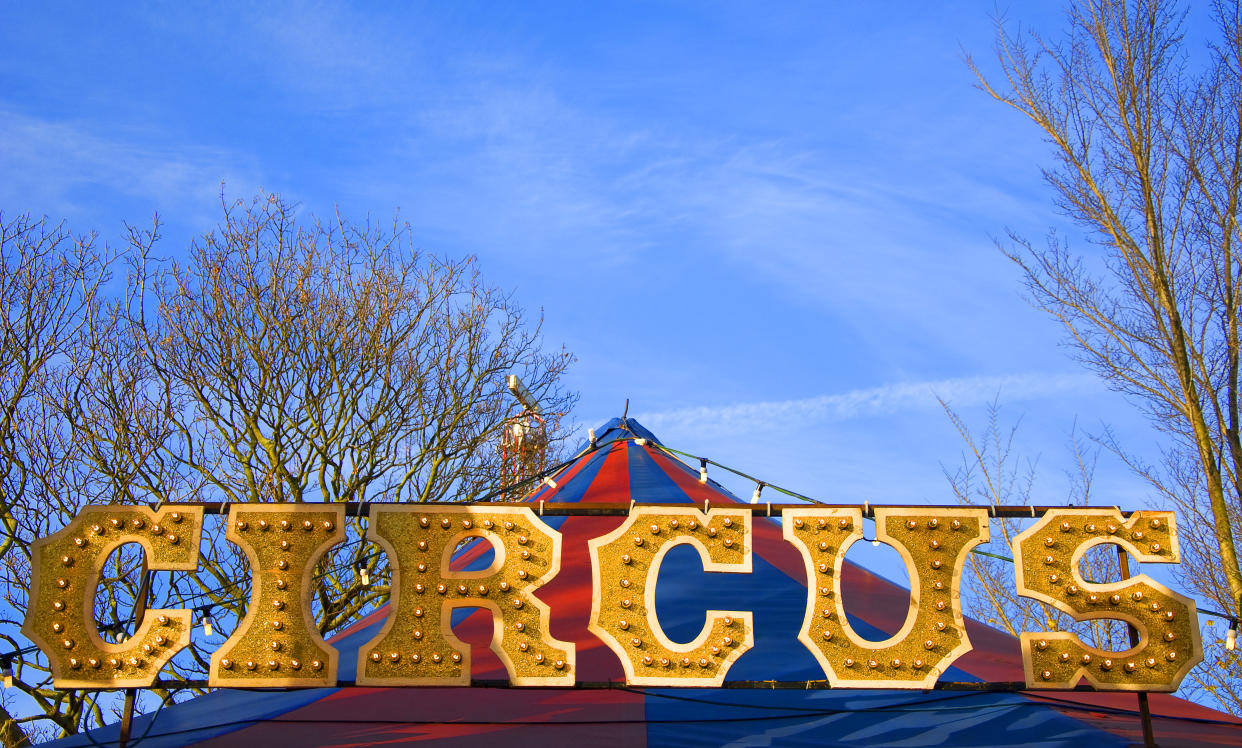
[{"x1": 22, "y1": 502, "x2": 1202, "y2": 692}]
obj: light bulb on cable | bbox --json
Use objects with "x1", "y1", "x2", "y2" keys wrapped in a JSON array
[
  {"x1": 1227, "y1": 619, "x2": 1237, "y2": 652},
  {"x1": 1, "y1": 658, "x2": 12, "y2": 689},
  {"x1": 201, "y1": 608, "x2": 215, "y2": 638},
  {"x1": 358, "y1": 564, "x2": 371, "y2": 587}
]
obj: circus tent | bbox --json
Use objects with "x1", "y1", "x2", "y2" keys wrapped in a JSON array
[{"x1": 48, "y1": 418, "x2": 1242, "y2": 746}]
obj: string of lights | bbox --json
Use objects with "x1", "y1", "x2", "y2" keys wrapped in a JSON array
[{"x1": 653, "y1": 439, "x2": 1242, "y2": 644}]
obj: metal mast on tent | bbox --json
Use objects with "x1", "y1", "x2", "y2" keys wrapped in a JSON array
[{"x1": 499, "y1": 375, "x2": 547, "y2": 500}]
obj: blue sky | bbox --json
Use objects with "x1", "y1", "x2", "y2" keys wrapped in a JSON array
[{"x1": 1, "y1": 3, "x2": 1199, "y2": 582}]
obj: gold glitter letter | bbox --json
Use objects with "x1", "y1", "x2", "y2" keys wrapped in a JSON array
[
  {"x1": 783, "y1": 508, "x2": 987, "y2": 688},
  {"x1": 209, "y1": 505, "x2": 346, "y2": 687},
  {"x1": 357, "y1": 506, "x2": 573, "y2": 686},
  {"x1": 22, "y1": 506, "x2": 203, "y2": 687},
  {"x1": 1014, "y1": 508, "x2": 1201, "y2": 690},
  {"x1": 588, "y1": 507, "x2": 753, "y2": 686}
]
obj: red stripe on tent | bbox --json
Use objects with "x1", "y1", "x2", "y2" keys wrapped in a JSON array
[
  {"x1": 954, "y1": 620, "x2": 1024, "y2": 682},
  {"x1": 534, "y1": 514, "x2": 631, "y2": 681},
  {"x1": 1034, "y1": 689, "x2": 1242, "y2": 742},
  {"x1": 520, "y1": 442, "x2": 635, "y2": 679},
  {"x1": 1022, "y1": 695, "x2": 1238, "y2": 747},
  {"x1": 574, "y1": 442, "x2": 631, "y2": 504},
  {"x1": 1067, "y1": 690, "x2": 1242, "y2": 722}
]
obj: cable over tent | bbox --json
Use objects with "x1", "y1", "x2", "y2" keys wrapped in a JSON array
[{"x1": 47, "y1": 418, "x2": 1242, "y2": 747}]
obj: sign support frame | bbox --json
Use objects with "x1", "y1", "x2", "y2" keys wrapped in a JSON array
[
  {"x1": 116, "y1": 563, "x2": 150, "y2": 748},
  {"x1": 1117, "y1": 545, "x2": 1158, "y2": 748}
]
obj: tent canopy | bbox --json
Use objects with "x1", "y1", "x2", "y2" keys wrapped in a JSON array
[{"x1": 47, "y1": 418, "x2": 1242, "y2": 746}]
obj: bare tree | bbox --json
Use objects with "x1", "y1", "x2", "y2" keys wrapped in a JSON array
[
  {"x1": 0, "y1": 194, "x2": 577, "y2": 744},
  {"x1": 968, "y1": 0, "x2": 1242, "y2": 712}
]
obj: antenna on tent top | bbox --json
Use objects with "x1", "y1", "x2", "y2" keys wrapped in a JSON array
[
  {"x1": 623, "y1": 398, "x2": 629, "y2": 419},
  {"x1": 500, "y1": 375, "x2": 547, "y2": 500}
]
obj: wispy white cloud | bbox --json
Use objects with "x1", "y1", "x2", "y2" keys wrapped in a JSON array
[
  {"x1": 0, "y1": 110, "x2": 260, "y2": 224},
  {"x1": 636, "y1": 371, "x2": 1101, "y2": 435}
]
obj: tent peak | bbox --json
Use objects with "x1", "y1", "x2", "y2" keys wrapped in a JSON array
[{"x1": 576, "y1": 417, "x2": 662, "y2": 453}]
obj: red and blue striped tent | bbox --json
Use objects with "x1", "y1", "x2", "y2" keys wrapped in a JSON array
[{"x1": 50, "y1": 418, "x2": 1242, "y2": 746}]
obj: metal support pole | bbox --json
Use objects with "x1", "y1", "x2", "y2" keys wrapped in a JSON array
[
  {"x1": 117, "y1": 562, "x2": 151, "y2": 748},
  {"x1": 1117, "y1": 546, "x2": 1157, "y2": 747}
]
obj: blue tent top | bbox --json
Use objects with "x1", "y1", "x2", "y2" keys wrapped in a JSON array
[{"x1": 576, "y1": 416, "x2": 662, "y2": 450}]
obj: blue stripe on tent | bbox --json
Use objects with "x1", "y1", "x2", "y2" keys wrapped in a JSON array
[
  {"x1": 641, "y1": 688, "x2": 1130, "y2": 747},
  {"x1": 331, "y1": 613, "x2": 389, "y2": 681}
]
